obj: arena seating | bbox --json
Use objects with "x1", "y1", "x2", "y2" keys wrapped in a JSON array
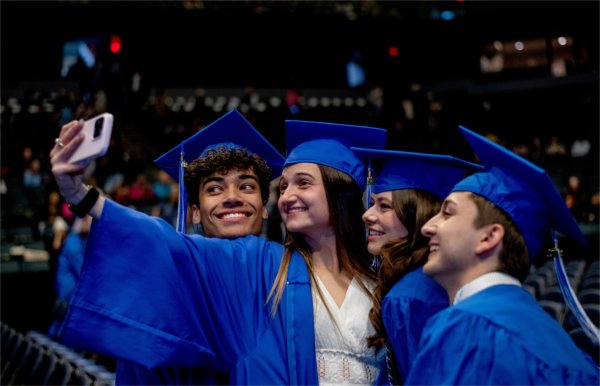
[{"x1": 1, "y1": 322, "x2": 115, "y2": 386}]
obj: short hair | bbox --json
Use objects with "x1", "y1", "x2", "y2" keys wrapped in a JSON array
[
  {"x1": 184, "y1": 145, "x2": 273, "y2": 207},
  {"x1": 469, "y1": 193, "x2": 530, "y2": 282}
]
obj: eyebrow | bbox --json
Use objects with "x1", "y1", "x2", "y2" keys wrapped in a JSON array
[
  {"x1": 202, "y1": 174, "x2": 259, "y2": 187},
  {"x1": 441, "y1": 199, "x2": 457, "y2": 211},
  {"x1": 291, "y1": 172, "x2": 315, "y2": 179}
]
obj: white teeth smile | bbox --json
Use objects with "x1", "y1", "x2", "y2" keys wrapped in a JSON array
[
  {"x1": 288, "y1": 207, "x2": 307, "y2": 213},
  {"x1": 430, "y1": 245, "x2": 439, "y2": 252},
  {"x1": 222, "y1": 213, "x2": 246, "y2": 219},
  {"x1": 369, "y1": 230, "x2": 384, "y2": 236}
]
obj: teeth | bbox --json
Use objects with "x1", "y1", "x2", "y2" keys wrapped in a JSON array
[
  {"x1": 430, "y1": 246, "x2": 439, "y2": 252},
  {"x1": 222, "y1": 213, "x2": 245, "y2": 219},
  {"x1": 369, "y1": 230, "x2": 384, "y2": 236},
  {"x1": 288, "y1": 207, "x2": 307, "y2": 213}
]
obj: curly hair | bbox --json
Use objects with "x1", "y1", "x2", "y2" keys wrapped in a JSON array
[
  {"x1": 184, "y1": 145, "x2": 273, "y2": 207},
  {"x1": 367, "y1": 189, "x2": 442, "y2": 349}
]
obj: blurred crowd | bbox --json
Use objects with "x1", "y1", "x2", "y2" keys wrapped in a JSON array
[{"x1": 1, "y1": 76, "x2": 598, "y2": 276}]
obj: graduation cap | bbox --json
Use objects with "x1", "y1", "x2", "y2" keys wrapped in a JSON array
[
  {"x1": 283, "y1": 120, "x2": 387, "y2": 190},
  {"x1": 351, "y1": 148, "x2": 484, "y2": 199},
  {"x1": 154, "y1": 109, "x2": 285, "y2": 233},
  {"x1": 453, "y1": 125, "x2": 588, "y2": 261},
  {"x1": 455, "y1": 126, "x2": 599, "y2": 344}
]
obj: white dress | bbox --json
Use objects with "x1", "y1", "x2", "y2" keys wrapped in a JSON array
[{"x1": 313, "y1": 276, "x2": 385, "y2": 385}]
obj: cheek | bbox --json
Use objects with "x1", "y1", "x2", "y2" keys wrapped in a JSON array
[{"x1": 277, "y1": 199, "x2": 285, "y2": 215}]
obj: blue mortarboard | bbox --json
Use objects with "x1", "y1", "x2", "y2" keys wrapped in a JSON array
[
  {"x1": 455, "y1": 126, "x2": 599, "y2": 344},
  {"x1": 154, "y1": 109, "x2": 285, "y2": 232},
  {"x1": 351, "y1": 148, "x2": 484, "y2": 199},
  {"x1": 283, "y1": 120, "x2": 387, "y2": 190},
  {"x1": 453, "y1": 126, "x2": 588, "y2": 260}
]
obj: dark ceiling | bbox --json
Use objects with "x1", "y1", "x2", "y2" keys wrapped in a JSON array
[{"x1": 2, "y1": 1, "x2": 598, "y2": 89}]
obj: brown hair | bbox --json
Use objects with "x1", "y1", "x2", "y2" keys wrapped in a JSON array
[
  {"x1": 268, "y1": 164, "x2": 376, "y2": 316},
  {"x1": 184, "y1": 145, "x2": 273, "y2": 207},
  {"x1": 469, "y1": 193, "x2": 530, "y2": 282},
  {"x1": 367, "y1": 189, "x2": 442, "y2": 349}
]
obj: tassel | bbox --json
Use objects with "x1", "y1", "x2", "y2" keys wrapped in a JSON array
[
  {"x1": 176, "y1": 150, "x2": 188, "y2": 233},
  {"x1": 550, "y1": 230, "x2": 599, "y2": 345},
  {"x1": 365, "y1": 158, "x2": 381, "y2": 271}
]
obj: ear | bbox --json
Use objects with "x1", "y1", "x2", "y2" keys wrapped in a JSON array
[
  {"x1": 261, "y1": 205, "x2": 268, "y2": 221},
  {"x1": 191, "y1": 204, "x2": 202, "y2": 225},
  {"x1": 474, "y1": 223, "x2": 504, "y2": 256}
]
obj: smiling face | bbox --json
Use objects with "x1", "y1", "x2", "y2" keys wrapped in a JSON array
[
  {"x1": 191, "y1": 168, "x2": 267, "y2": 239},
  {"x1": 277, "y1": 163, "x2": 332, "y2": 239},
  {"x1": 362, "y1": 191, "x2": 409, "y2": 255},
  {"x1": 421, "y1": 191, "x2": 482, "y2": 287}
]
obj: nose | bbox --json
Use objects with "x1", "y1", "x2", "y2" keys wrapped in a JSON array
[
  {"x1": 223, "y1": 188, "x2": 243, "y2": 207},
  {"x1": 362, "y1": 206, "x2": 376, "y2": 225},
  {"x1": 421, "y1": 214, "x2": 438, "y2": 237},
  {"x1": 278, "y1": 187, "x2": 296, "y2": 209}
]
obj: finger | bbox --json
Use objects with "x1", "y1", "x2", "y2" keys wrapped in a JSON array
[
  {"x1": 61, "y1": 119, "x2": 85, "y2": 144},
  {"x1": 51, "y1": 134, "x2": 85, "y2": 161},
  {"x1": 52, "y1": 162, "x2": 86, "y2": 176},
  {"x1": 51, "y1": 120, "x2": 84, "y2": 157}
]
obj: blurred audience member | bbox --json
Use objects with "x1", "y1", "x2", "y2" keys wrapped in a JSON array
[{"x1": 48, "y1": 215, "x2": 92, "y2": 338}]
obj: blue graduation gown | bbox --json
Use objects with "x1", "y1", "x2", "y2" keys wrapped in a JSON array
[
  {"x1": 55, "y1": 232, "x2": 86, "y2": 301},
  {"x1": 381, "y1": 267, "x2": 448, "y2": 383},
  {"x1": 405, "y1": 285, "x2": 600, "y2": 385},
  {"x1": 59, "y1": 199, "x2": 319, "y2": 385}
]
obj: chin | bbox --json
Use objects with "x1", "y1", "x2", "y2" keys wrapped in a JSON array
[{"x1": 367, "y1": 245, "x2": 381, "y2": 256}]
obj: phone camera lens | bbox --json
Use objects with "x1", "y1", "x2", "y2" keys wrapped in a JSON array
[{"x1": 94, "y1": 117, "x2": 104, "y2": 138}]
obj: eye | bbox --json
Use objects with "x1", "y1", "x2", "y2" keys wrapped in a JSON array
[
  {"x1": 279, "y1": 182, "x2": 288, "y2": 193},
  {"x1": 441, "y1": 210, "x2": 452, "y2": 218},
  {"x1": 205, "y1": 185, "x2": 224, "y2": 194},
  {"x1": 380, "y1": 203, "x2": 392, "y2": 210},
  {"x1": 240, "y1": 183, "x2": 257, "y2": 192},
  {"x1": 298, "y1": 179, "x2": 312, "y2": 188}
]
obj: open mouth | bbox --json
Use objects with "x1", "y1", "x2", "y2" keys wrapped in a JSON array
[
  {"x1": 287, "y1": 207, "x2": 307, "y2": 214},
  {"x1": 368, "y1": 229, "x2": 385, "y2": 236},
  {"x1": 217, "y1": 212, "x2": 249, "y2": 219}
]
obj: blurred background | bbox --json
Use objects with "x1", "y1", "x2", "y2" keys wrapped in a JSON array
[{"x1": 1, "y1": 0, "x2": 599, "y2": 376}]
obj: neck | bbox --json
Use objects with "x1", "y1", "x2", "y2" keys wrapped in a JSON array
[
  {"x1": 305, "y1": 233, "x2": 340, "y2": 272},
  {"x1": 440, "y1": 258, "x2": 500, "y2": 304}
]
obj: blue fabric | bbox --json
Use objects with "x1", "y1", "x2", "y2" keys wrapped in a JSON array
[
  {"x1": 381, "y1": 267, "x2": 448, "y2": 384},
  {"x1": 154, "y1": 109, "x2": 285, "y2": 181},
  {"x1": 351, "y1": 148, "x2": 484, "y2": 199},
  {"x1": 54, "y1": 233, "x2": 86, "y2": 301},
  {"x1": 59, "y1": 199, "x2": 318, "y2": 385},
  {"x1": 456, "y1": 126, "x2": 589, "y2": 260},
  {"x1": 405, "y1": 285, "x2": 600, "y2": 385},
  {"x1": 283, "y1": 120, "x2": 387, "y2": 191}
]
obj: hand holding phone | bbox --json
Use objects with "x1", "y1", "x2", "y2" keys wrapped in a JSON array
[{"x1": 68, "y1": 113, "x2": 114, "y2": 164}]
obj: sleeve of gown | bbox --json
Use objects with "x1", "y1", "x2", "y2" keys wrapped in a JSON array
[
  {"x1": 405, "y1": 309, "x2": 600, "y2": 385},
  {"x1": 383, "y1": 297, "x2": 445, "y2": 381},
  {"x1": 59, "y1": 199, "x2": 278, "y2": 371}
]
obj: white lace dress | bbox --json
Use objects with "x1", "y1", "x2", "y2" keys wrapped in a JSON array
[{"x1": 313, "y1": 276, "x2": 385, "y2": 385}]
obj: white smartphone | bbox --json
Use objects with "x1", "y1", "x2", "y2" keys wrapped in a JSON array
[{"x1": 68, "y1": 113, "x2": 114, "y2": 164}]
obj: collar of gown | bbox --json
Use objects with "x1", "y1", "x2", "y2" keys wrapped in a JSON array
[{"x1": 453, "y1": 272, "x2": 521, "y2": 305}]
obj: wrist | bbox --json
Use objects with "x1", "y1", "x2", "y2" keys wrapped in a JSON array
[
  {"x1": 69, "y1": 185, "x2": 100, "y2": 218},
  {"x1": 70, "y1": 185, "x2": 92, "y2": 206}
]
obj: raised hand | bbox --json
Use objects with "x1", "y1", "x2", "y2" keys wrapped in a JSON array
[{"x1": 50, "y1": 120, "x2": 105, "y2": 219}]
